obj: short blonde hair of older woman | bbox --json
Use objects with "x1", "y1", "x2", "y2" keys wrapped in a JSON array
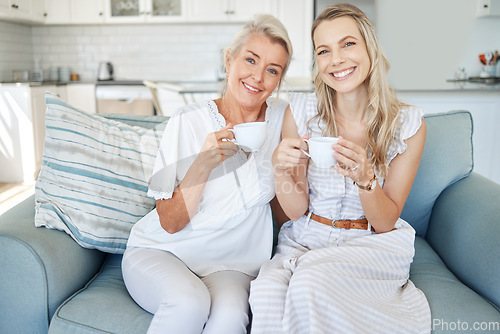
[{"x1": 221, "y1": 14, "x2": 293, "y2": 96}]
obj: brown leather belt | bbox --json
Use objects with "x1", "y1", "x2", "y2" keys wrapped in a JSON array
[{"x1": 305, "y1": 211, "x2": 374, "y2": 231}]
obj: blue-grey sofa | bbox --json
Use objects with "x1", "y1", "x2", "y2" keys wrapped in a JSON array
[{"x1": 1, "y1": 110, "x2": 499, "y2": 333}]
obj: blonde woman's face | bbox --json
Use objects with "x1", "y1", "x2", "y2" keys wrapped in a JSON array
[
  {"x1": 313, "y1": 16, "x2": 370, "y2": 94},
  {"x1": 225, "y1": 34, "x2": 288, "y2": 111}
]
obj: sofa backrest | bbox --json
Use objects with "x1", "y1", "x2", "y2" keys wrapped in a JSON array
[
  {"x1": 401, "y1": 111, "x2": 473, "y2": 237},
  {"x1": 105, "y1": 111, "x2": 474, "y2": 238}
]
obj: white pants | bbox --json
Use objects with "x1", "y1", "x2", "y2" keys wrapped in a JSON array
[{"x1": 122, "y1": 247, "x2": 253, "y2": 334}]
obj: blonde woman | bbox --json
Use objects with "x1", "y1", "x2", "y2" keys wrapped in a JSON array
[
  {"x1": 250, "y1": 4, "x2": 431, "y2": 333},
  {"x1": 122, "y1": 15, "x2": 292, "y2": 334}
]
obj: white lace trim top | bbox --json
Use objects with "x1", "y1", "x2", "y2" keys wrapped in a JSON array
[
  {"x1": 289, "y1": 92, "x2": 424, "y2": 221},
  {"x1": 126, "y1": 98, "x2": 288, "y2": 277}
]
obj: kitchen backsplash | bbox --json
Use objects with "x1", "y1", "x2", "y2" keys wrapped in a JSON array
[
  {"x1": 0, "y1": 21, "x2": 34, "y2": 82},
  {"x1": 1, "y1": 21, "x2": 243, "y2": 83}
]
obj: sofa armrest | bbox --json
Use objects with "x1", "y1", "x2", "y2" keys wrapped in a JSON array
[
  {"x1": 426, "y1": 172, "x2": 500, "y2": 308},
  {"x1": 0, "y1": 195, "x2": 107, "y2": 334}
]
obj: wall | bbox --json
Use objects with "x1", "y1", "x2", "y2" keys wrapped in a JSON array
[
  {"x1": 31, "y1": 23, "x2": 243, "y2": 82},
  {"x1": 315, "y1": 0, "x2": 376, "y2": 22},
  {"x1": 0, "y1": 21, "x2": 33, "y2": 82},
  {"x1": 376, "y1": 0, "x2": 500, "y2": 90}
]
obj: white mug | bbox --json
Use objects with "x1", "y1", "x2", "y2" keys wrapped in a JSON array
[
  {"x1": 302, "y1": 137, "x2": 338, "y2": 168},
  {"x1": 229, "y1": 122, "x2": 267, "y2": 152}
]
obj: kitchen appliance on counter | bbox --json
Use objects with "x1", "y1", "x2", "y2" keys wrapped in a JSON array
[
  {"x1": 12, "y1": 70, "x2": 29, "y2": 82},
  {"x1": 29, "y1": 69, "x2": 44, "y2": 82},
  {"x1": 97, "y1": 62, "x2": 114, "y2": 81}
]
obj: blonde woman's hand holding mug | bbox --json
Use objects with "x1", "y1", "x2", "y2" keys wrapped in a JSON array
[{"x1": 272, "y1": 135, "x2": 310, "y2": 172}]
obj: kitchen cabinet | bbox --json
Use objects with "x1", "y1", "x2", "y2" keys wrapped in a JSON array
[
  {"x1": 31, "y1": 0, "x2": 46, "y2": 23},
  {"x1": 66, "y1": 83, "x2": 96, "y2": 114},
  {"x1": 0, "y1": 1, "x2": 14, "y2": 20},
  {"x1": 43, "y1": 0, "x2": 70, "y2": 24},
  {"x1": 106, "y1": 0, "x2": 186, "y2": 23},
  {"x1": 5, "y1": 0, "x2": 30, "y2": 19},
  {"x1": 70, "y1": 0, "x2": 105, "y2": 24},
  {"x1": 95, "y1": 85, "x2": 154, "y2": 115},
  {"x1": 188, "y1": 0, "x2": 276, "y2": 22},
  {"x1": 0, "y1": 83, "x2": 94, "y2": 182},
  {"x1": 0, "y1": 84, "x2": 66, "y2": 182},
  {"x1": 0, "y1": 0, "x2": 8, "y2": 12},
  {"x1": 0, "y1": 84, "x2": 36, "y2": 183},
  {"x1": 0, "y1": 0, "x2": 45, "y2": 23},
  {"x1": 476, "y1": 0, "x2": 500, "y2": 17},
  {"x1": 44, "y1": 0, "x2": 104, "y2": 24},
  {"x1": 0, "y1": 1, "x2": 10, "y2": 19}
]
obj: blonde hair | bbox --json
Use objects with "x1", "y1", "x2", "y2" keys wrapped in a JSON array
[
  {"x1": 220, "y1": 14, "x2": 293, "y2": 95},
  {"x1": 311, "y1": 3, "x2": 405, "y2": 176}
]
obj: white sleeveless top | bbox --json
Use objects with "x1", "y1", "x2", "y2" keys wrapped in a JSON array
[
  {"x1": 127, "y1": 98, "x2": 288, "y2": 277},
  {"x1": 289, "y1": 92, "x2": 424, "y2": 221}
]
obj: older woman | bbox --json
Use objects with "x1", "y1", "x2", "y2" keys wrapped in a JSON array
[{"x1": 121, "y1": 14, "x2": 292, "y2": 334}]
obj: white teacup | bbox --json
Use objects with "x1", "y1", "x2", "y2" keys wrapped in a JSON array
[
  {"x1": 303, "y1": 137, "x2": 338, "y2": 168},
  {"x1": 229, "y1": 122, "x2": 267, "y2": 152}
]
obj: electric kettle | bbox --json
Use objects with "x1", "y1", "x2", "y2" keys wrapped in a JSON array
[{"x1": 98, "y1": 62, "x2": 114, "y2": 81}]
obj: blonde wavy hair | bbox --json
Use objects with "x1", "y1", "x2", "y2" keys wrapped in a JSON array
[{"x1": 311, "y1": 3, "x2": 405, "y2": 176}]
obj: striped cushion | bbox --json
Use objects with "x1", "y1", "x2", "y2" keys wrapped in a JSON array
[{"x1": 34, "y1": 92, "x2": 168, "y2": 253}]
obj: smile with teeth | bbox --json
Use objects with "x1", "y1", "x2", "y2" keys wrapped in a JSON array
[
  {"x1": 243, "y1": 82, "x2": 261, "y2": 92},
  {"x1": 332, "y1": 68, "x2": 355, "y2": 78}
]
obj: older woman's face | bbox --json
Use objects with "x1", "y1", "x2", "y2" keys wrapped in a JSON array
[
  {"x1": 226, "y1": 34, "x2": 288, "y2": 111},
  {"x1": 313, "y1": 16, "x2": 370, "y2": 94}
]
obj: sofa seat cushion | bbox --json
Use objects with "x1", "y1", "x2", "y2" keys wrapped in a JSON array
[
  {"x1": 49, "y1": 254, "x2": 152, "y2": 334},
  {"x1": 411, "y1": 237, "x2": 499, "y2": 333},
  {"x1": 49, "y1": 238, "x2": 500, "y2": 334}
]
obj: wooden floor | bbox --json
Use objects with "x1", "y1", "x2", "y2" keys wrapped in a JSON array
[{"x1": 0, "y1": 182, "x2": 35, "y2": 215}]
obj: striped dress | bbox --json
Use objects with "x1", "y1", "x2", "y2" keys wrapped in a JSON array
[{"x1": 249, "y1": 93, "x2": 431, "y2": 334}]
